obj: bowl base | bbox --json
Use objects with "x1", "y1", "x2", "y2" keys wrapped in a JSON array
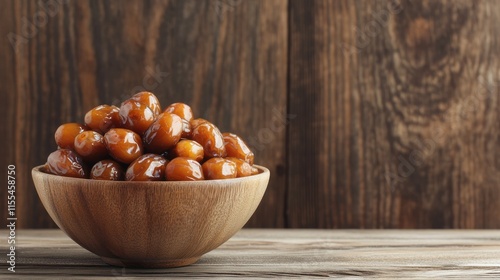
[{"x1": 101, "y1": 256, "x2": 200, "y2": 268}]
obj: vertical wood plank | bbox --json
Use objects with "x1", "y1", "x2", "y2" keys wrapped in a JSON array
[
  {"x1": 288, "y1": 0, "x2": 500, "y2": 228},
  {"x1": 0, "y1": 0, "x2": 287, "y2": 228},
  {"x1": 0, "y1": 0, "x2": 18, "y2": 225}
]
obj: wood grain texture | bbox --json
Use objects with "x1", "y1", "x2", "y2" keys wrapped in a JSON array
[
  {"x1": 0, "y1": 0, "x2": 287, "y2": 228},
  {"x1": 1, "y1": 229, "x2": 500, "y2": 278},
  {"x1": 287, "y1": 0, "x2": 500, "y2": 228}
]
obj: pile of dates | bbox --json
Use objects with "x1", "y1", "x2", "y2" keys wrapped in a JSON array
[{"x1": 44, "y1": 92, "x2": 257, "y2": 181}]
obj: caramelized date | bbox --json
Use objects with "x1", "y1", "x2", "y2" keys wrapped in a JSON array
[
  {"x1": 169, "y1": 140, "x2": 204, "y2": 162},
  {"x1": 202, "y1": 158, "x2": 237, "y2": 180},
  {"x1": 166, "y1": 157, "x2": 204, "y2": 181},
  {"x1": 90, "y1": 160, "x2": 124, "y2": 181},
  {"x1": 54, "y1": 123, "x2": 87, "y2": 150},
  {"x1": 130, "y1": 91, "x2": 161, "y2": 116},
  {"x1": 190, "y1": 118, "x2": 208, "y2": 130},
  {"x1": 125, "y1": 154, "x2": 168, "y2": 181},
  {"x1": 181, "y1": 118, "x2": 191, "y2": 139},
  {"x1": 74, "y1": 131, "x2": 108, "y2": 163},
  {"x1": 143, "y1": 113, "x2": 183, "y2": 154},
  {"x1": 191, "y1": 123, "x2": 226, "y2": 158},
  {"x1": 225, "y1": 157, "x2": 253, "y2": 177},
  {"x1": 164, "y1": 102, "x2": 194, "y2": 122},
  {"x1": 222, "y1": 133, "x2": 254, "y2": 165},
  {"x1": 84, "y1": 105, "x2": 120, "y2": 134},
  {"x1": 104, "y1": 128, "x2": 144, "y2": 164},
  {"x1": 47, "y1": 92, "x2": 260, "y2": 181},
  {"x1": 45, "y1": 149, "x2": 87, "y2": 178},
  {"x1": 119, "y1": 99, "x2": 155, "y2": 135}
]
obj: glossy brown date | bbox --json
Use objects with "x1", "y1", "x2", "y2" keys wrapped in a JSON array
[
  {"x1": 165, "y1": 157, "x2": 204, "y2": 181},
  {"x1": 74, "y1": 131, "x2": 108, "y2": 163},
  {"x1": 45, "y1": 149, "x2": 87, "y2": 178},
  {"x1": 104, "y1": 128, "x2": 144, "y2": 164},
  {"x1": 169, "y1": 140, "x2": 204, "y2": 162},
  {"x1": 54, "y1": 123, "x2": 87, "y2": 150},
  {"x1": 119, "y1": 99, "x2": 156, "y2": 135},
  {"x1": 180, "y1": 118, "x2": 191, "y2": 139},
  {"x1": 225, "y1": 157, "x2": 254, "y2": 177},
  {"x1": 130, "y1": 91, "x2": 161, "y2": 116},
  {"x1": 143, "y1": 113, "x2": 183, "y2": 154},
  {"x1": 90, "y1": 160, "x2": 125, "y2": 181},
  {"x1": 164, "y1": 102, "x2": 194, "y2": 122},
  {"x1": 191, "y1": 122, "x2": 227, "y2": 158},
  {"x1": 84, "y1": 105, "x2": 120, "y2": 134},
  {"x1": 47, "y1": 91, "x2": 259, "y2": 181},
  {"x1": 222, "y1": 133, "x2": 254, "y2": 165},
  {"x1": 202, "y1": 157, "x2": 237, "y2": 180},
  {"x1": 190, "y1": 118, "x2": 208, "y2": 130},
  {"x1": 125, "y1": 154, "x2": 168, "y2": 181}
]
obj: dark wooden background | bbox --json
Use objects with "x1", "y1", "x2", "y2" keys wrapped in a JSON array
[{"x1": 2, "y1": 0, "x2": 500, "y2": 229}]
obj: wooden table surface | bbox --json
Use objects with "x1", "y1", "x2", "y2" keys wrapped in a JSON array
[{"x1": 1, "y1": 229, "x2": 500, "y2": 279}]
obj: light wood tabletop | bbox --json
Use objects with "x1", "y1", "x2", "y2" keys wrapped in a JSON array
[{"x1": 1, "y1": 229, "x2": 500, "y2": 279}]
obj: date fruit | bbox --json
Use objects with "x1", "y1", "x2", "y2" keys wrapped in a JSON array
[
  {"x1": 90, "y1": 160, "x2": 125, "y2": 181},
  {"x1": 104, "y1": 128, "x2": 144, "y2": 164},
  {"x1": 45, "y1": 149, "x2": 87, "y2": 178},
  {"x1": 202, "y1": 158, "x2": 237, "y2": 180},
  {"x1": 126, "y1": 154, "x2": 168, "y2": 181},
  {"x1": 165, "y1": 157, "x2": 204, "y2": 181},
  {"x1": 45, "y1": 92, "x2": 258, "y2": 181}
]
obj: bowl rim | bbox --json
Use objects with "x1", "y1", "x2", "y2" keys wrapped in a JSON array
[{"x1": 32, "y1": 164, "x2": 270, "y2": 185}]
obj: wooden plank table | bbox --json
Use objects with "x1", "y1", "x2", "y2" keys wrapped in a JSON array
[{"x1": 1, "y1": 229, "x2": 500, "y2": 278}]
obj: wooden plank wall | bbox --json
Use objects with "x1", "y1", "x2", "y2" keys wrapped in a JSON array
[
  {"x1": 288, "y1": 0, "x2": 500, "y2": 228},
  {"x1": 1, "y1": 0, "x2": 500, "y2": 228}
]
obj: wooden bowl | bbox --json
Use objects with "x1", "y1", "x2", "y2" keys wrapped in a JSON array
[{"x1": 32, "y1": 165, "x2": 269, "y2": 268}]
